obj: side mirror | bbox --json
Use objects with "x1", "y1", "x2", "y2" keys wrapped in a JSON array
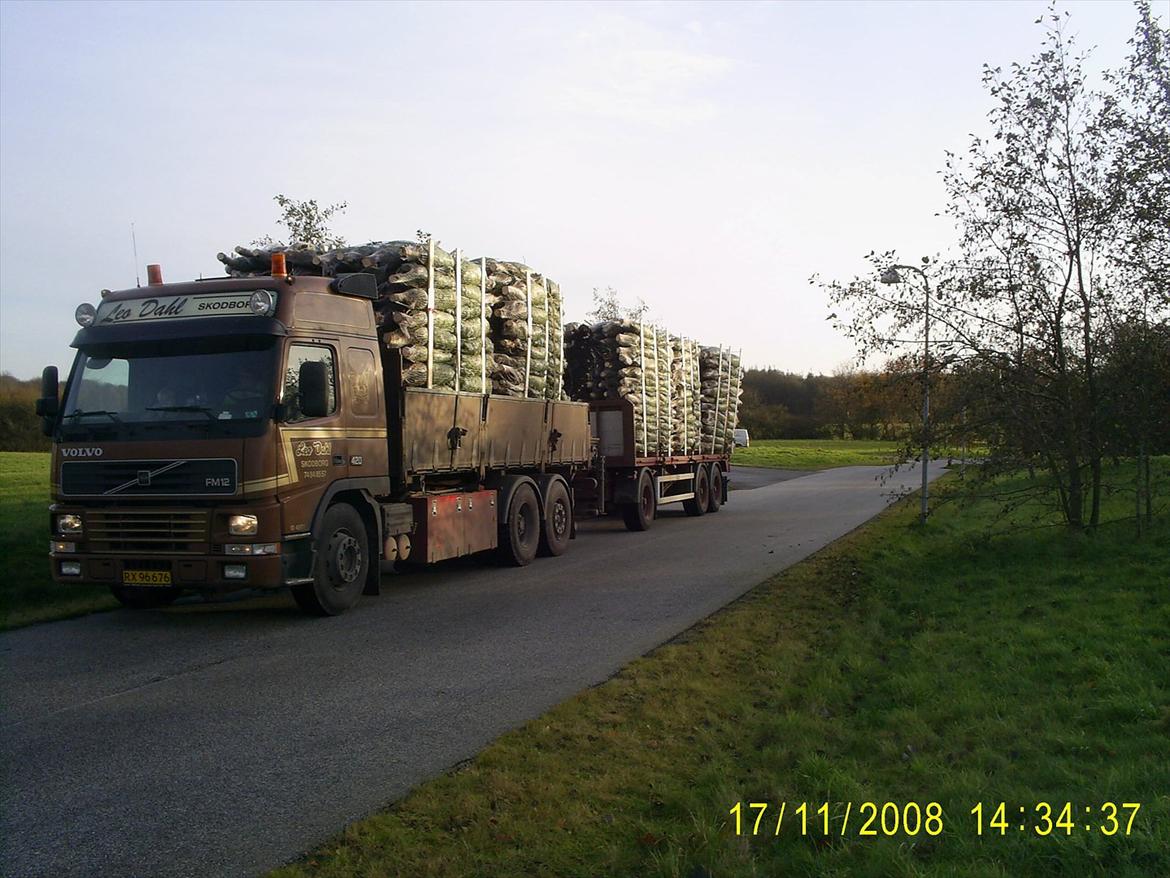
[
  {"x1": 298, "y1": 361, "x2": 331, "y2": 419},
  {"x1": 36, "y1": 365, "x2": 59, "y2": 435}
]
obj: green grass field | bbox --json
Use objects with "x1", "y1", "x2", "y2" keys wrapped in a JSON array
[
  {"x1": 0, "y1": 452, "x2": 116, "y2": 629},
  {"x1": 272, "y1": 463, "x2": 1169, "y2": 878},
  {"x1": 732, "y1": 438, "x2": 903, "y2": 469}
]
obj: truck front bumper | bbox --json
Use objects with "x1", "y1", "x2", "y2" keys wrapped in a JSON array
[{"x1": 48, "y1": 541, "x2": 312, "y2": 592}]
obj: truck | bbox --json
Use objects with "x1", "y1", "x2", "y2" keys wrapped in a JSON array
[{"x1": 37, "y1": 257, "x2": 732, "y2": 615}]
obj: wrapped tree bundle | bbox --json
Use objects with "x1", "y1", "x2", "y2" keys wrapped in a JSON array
[
  {"x1": 722, "y1": 351, "x2": 744, "y2": 453},
  {"x1": 563, "y1": 320, "x2": 671, "y2": 456},
  {"x1": 670, "y1": 336, "x2": 702, "y2": 456},
  {"x1": 218, "y1": 239, "x2": 497, "y2": 392},
  {"x1": 699, "y1": 347, "x2": 724, "y2": 453},
  {"x1": 700, "y1": 346, "x2": 744, "y2": 454},
  {"x1": 455, "y1": 255, "x2": 495, "y2": 394},
  {"x1": 481, "y1": 260, "x2": 563, "y2": 399}
]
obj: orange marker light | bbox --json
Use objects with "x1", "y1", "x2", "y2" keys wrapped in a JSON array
[
  {"x1": 271, "y1": 252, "x2": 287, "y2": 278},
  {"x1": 146, "y1": 264, "x2": 163, "y2": 285}
]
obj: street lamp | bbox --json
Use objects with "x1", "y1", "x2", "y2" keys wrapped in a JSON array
[{"x1": 881, "y1": 258, "x2": 932, "y2": 525}]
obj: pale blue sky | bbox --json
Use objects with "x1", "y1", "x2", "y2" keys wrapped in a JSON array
[{"x1": 0, "y1": 0, "x2": 1144, "y2": 379}]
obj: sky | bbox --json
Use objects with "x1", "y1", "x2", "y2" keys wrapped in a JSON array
[{"x1": 0, "y1": 0, "x2": 1148, "y2": 379}]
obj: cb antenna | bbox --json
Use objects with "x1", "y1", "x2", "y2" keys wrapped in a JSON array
[{"x1": 131, "y1": 222, "x2": 141, "y2": 287}]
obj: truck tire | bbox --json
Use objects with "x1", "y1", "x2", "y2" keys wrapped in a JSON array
[
  {"x1": 498, "y1": 482, "x2": 540, "y2": 566},
  {"x1": 683, "y1": 465, "x2": 710, "y2": 516},
  {"x1": 292, "y1": 503, "x2": 369, "y2": 616},
  {"x1": 538, "y1": 479, "x2": 572, "y2": 557},
  {"x1": 110, "y1": 585, "x2": 180, "y2": 609},
  {"x1": 621, "y1": 469, "x2": 656, "y2": 532},
  {"x1": 707, "y1": 463, "x2": 723, "y2": 513}
]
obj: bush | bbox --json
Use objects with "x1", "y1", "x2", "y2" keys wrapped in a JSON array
[{"x1": 0, "y1": 374, "x2": 49, "y2": 452}]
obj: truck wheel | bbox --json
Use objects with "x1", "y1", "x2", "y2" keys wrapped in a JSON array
[
  {"x1": 292, "y1": 503, "x2": 369, "y2": 616},
  {"x1": 538, "y1": 479, "x2": 572, "y2": 557},
  {"x1": 498, "y1": 482, "x2": 540, "y2": 566},
  {"x1": 621, "y1": 469, "x2": 656, "y2": 532},
  {"x1": 707, "y1": 464, "x2": 723, "y2": 513},
  {"x1": 110, "y1": 585, "x2": 180, "y2": 609},
  {"x1": 683, "y1": 466, "x2": 710, "y2": 516}
]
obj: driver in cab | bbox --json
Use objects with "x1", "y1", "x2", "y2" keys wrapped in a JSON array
[{"x1": 221, "y1": 365, "x2": 268, "y2": 419}]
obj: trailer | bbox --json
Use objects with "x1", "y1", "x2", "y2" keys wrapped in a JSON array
[
  {"x1": 577, "y1": 398, "x2": 729, "y2": 531},
  {"x1": 37, "y1": 256, "x2": 732, "y2": 617}
]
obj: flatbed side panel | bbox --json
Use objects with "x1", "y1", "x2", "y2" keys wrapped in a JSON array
[
  {"x1": 482, "y1": 396, "x2": 548, "y2": 469},
  {"x1": 401, "y1": 388, "x2": 459, "y2": 474},
  {"x1": 548, "y1": 400, "x2": 591, "y2": 466},
  {"x1": 451, "y1": 391, "x2": 484, "y2": 472}
]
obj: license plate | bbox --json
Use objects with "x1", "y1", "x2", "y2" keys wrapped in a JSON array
[{"x1": 122, "y1": 569, "x2": 172, "y2": 586}]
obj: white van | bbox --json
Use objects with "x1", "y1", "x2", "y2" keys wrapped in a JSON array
[{"x1": 733, "y1": 428, "x2": 750, "y2": 448}]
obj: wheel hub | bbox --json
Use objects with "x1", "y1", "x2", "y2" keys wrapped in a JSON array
[
  {"x1": 553, "y1": 501, "x2": 568, "y2": 536},
  {"x1": 333, "y1": 532, "x2": 362, "y2": 584}
]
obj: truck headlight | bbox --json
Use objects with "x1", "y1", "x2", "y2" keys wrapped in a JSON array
[
  {"x1": 228, "y1": 514, "x2": 258, "y2": 536},
  {"x1": 57, "y1": 513, "x2": 83, "y2": 535}
]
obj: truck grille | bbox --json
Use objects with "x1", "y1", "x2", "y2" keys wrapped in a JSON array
[
  {"x1": 86, "y1": 510, "x2": 211, "y2": 555},
  {"x1": 61, "y1": 459, "x2": 238, "y2": 497}
]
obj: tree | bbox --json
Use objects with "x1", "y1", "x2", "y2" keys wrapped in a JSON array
[
  {"x1": 254, "y1": 194, "x2": 348, "y2": 251},
  {"x1": 586, "y1": 287, "x2": 649, "y2": 323},
  {"x1": 819, "y1": 2, "x2": 1169, "y2": 530}
]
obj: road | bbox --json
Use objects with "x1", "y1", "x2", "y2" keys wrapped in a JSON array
[{"x1": 0, "y1": 464, "x2": 932, "y2": 878}]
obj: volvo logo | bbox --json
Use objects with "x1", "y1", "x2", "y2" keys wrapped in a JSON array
[
  {"x1": 105, "y1": 460, "x2": 186, "y2": 495},
  {"x1": 61, "y1": 447, "x2": 104, "y2": 458}
]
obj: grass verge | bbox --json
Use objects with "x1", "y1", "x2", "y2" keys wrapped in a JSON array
[
  {"x1": 273, "y1": 463, "x2": 1169, "y2": 878},
  {"x1": 0, "y1": 452, "x2": 116, "y2": 630},
  {"x1": 732, "y1": 438, "x2": 903, "y2": 469}
]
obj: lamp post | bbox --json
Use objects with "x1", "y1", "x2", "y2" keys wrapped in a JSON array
[{"x1": 880, "y1": 259, "x2": 931, "y2": 525}]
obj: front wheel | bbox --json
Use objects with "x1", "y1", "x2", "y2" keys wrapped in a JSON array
[
  {"x1": 292, "y1": 503, "x2": 369, "y2": 616},
  {"x1": 110, "y1": 585, "x2": 181, "y2": 609}
]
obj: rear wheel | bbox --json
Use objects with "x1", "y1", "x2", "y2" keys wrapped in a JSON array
[
  {"x1": 498, "y1": 483, "x2": 540, "y2": 566},
  {"x1": 706, "y1": 464, "x2": 723, "y2": 513},
  {"x1": 292, "y1": 503, "x2": 369, "y2": 616},
  {"x1": 538, "y1": 479, "x2": 572, "y2": 557},
  {"x1": 621, "y1": 469, "x2": 656, "y2": 532},
  {"x1": 683, "y1": 466, "x2": 709, "y2": 516},
  {"x1": 110, "y1": 585, "x2": 181, "y2": 609}
]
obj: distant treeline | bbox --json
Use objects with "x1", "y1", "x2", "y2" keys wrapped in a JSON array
[
  {"x1": 0, "y1": 374, "x2": 49, "y2": 452},
  {"x1": 739, "y1": 368, "x2": 922, "y2": 440},
  {"x1": 0, "y1": 366, "x2": 941, "y2": 449}
]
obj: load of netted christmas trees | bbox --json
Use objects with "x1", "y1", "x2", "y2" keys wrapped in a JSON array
[
  {"x1": 564, "y1": 320, "x2": 741, "y2": 456},
  {"x1": 217, "y1": 241, "x2": 563, "y2": 398}
]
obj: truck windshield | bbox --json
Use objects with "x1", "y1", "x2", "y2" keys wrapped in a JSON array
[{"x1": 59, "y1": 339, "x2": 277, "y2": 440}]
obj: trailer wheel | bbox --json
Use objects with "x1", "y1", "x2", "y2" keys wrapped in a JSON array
[
  {"x1": 683, "y1": 465, "x2": 710, "y2": 516},
  {"x1": 498, "y1": 482, "x2": 540, "y2": 566},
  {"x1": 110, "y1": 585, "x2": 181, "y2": 609},
  {"x1": 707, "y1": 464, "x2": 723, "y2": 513},
  {"x1": 538, "y1": 479, "x2": 572, "y2": 557},
  {"x1": 292, "y1": 503, "x2": 369, "y2": 616},
  {"x1": 621, "y1": 469, "x2": 656, "y2": 532}
]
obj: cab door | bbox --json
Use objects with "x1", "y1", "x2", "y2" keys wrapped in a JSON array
[
  {"x1": 276, "y1": 340, "x2": 344, "y2": 534},
  {"x1": 341, "y1": 345, "x2": 388, "y2": 480}
]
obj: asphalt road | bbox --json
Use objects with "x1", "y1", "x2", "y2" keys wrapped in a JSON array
[{"x1": 0, "y1": 464, "x2": 934, "y2": 878}]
